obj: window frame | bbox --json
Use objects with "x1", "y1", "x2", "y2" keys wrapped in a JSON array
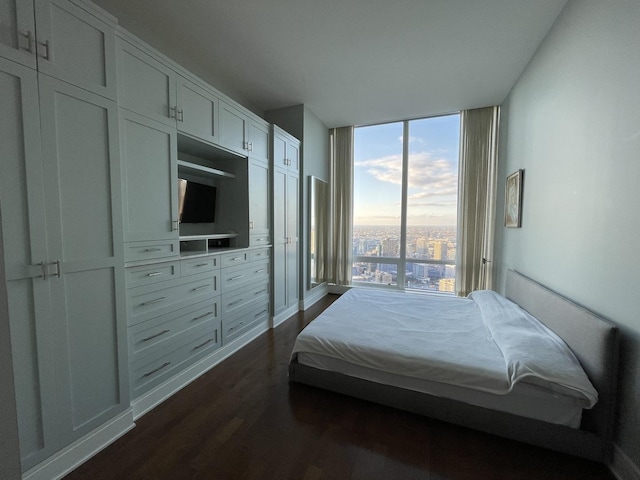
[{"x1": 351, "y1": 114, "x2": 459, "y2": 293}]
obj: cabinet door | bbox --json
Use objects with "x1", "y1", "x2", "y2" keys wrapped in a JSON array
[
  {"x1": 272, "y1": 168, "x2": 287, "y2": 315},
  {"x1": 118, "y1": 37, "x2": 177, "y2": 127},
  {"x1": 286, "y1": 173, "x2": 299, "y2": 307},
  {"x1": 248, "y1": 119, "x2": 269, "y2": 164},
  {"x1": 288, "y1": 139, "x2": 300, "y2": 175},
  {"x1": 38, "y1": 75, "x2": 129, "y2": 446},
  {"x1": 176, "y1": 76, "x2": 219, "y2": 145},
  {"x1": 34, "y1": 0, "x2": 117, "y2": 99},
  {"x1": 0, "y1": 0, "x2": 37, "y2": 68},
  {"x1": 272, "y1": 130, "x2": 287, "y2": 172},
  {"x1": 219, "y1": 100, "x2": 248, "y2": 155},
  {"x1": 120, "y1": 109, "x2": 179, "y2": 243},
  {"x1": 0, "y1": 57, "x2": 57, "y2": 469},
  {"x1": 249, "y1": 159, "x2": 270, "y2": 240}
]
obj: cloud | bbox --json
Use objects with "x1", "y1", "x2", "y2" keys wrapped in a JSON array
[{"x1": 355, "y1": 151, "x2": 458, "y2": 197}]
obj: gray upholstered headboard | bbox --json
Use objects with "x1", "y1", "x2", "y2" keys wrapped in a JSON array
[{"x1": 505, "y1": 270, "x2": 619, "y2": 440}]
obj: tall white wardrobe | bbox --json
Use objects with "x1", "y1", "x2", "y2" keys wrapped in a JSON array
[{"x1": 0, "y1": 0, "x2": 302, "y2": 477}]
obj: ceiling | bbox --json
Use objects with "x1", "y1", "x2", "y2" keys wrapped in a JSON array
[{"x1": 93, "y1": 0, "x2": 567, "y2": 128}]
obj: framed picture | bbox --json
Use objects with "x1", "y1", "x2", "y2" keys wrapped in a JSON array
[{"x1": 505, "y1": 169, "x2": 524, "y2": 228}]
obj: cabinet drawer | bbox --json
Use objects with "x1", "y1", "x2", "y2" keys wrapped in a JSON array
[
  {"x1": 181, "y1": 255, "x2": 219, "y2": 276},
  {"x1": 221, "y1": 281, "x2": 270, "y2": 317},
  {"x1": 220, "y1": 250, "x2": 248, "y2": 268},
  {"x1": 127, "y1": 272, "x2": 218, "y2": 325},
  {"x1": 221, "y1": 261, "x2": 270, "y2": 294},
  {"x1": 222, "y1": 300, "x2": 270, "y2": 345},
  {"x1": 249, "y1": 247, "x2": 271, "y2": 262},
  {"x1": 125, "y1": 240, "x2": 179, "y2": 262},
  {"x1": 126, "y1": 261, "x2": 180, "y2": 287},
  {"x1": 131, "y1": 321, "x2": 221, "y2": 397},
  {"x1": 129, "y1": 299, "x2": 219, "y2": 361},
  {"x1": 250, "y1": 234, "x2": 270, "y2": 247}
]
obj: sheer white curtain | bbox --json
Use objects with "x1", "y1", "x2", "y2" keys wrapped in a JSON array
[
  {"x1": 456, "y1": 106, "x2": 500, "y2": 296},
  {"x1": 328, "y1": 126, "x2": 354, "y2": 285}
]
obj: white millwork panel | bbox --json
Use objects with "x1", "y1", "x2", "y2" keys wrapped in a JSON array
[
  {"x1": 271, "y1": 126, "x2": 300, "y2": 323},
  {"x1": 117, "y1": 36, "x2": 177, "y2": 126},
  {"x1": 176, "y1": 75, "x2": 219, "y2": 145},
  {"x1": 219, "y1": 99, "x2": 249, "y2": 155},
  {"x1": 249, "y1": 158, "x2": 270, "y2": 242},
  {"x1": 0, "y1": 0, "x2": 37, "y2": 68},
  {"x1": 1, "y1": 52, "x2": 129, "y2": 471},
  {"x1": 120, "y1": 109, "x2": 179, "y2": 246}
]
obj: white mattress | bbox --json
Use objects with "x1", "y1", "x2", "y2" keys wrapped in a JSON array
[{"x1": 291, "y1": 288, "x2": 598, "y2": 428}]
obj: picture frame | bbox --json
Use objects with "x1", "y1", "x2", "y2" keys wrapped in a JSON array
[{"x1": 505, "y1": 169, "x2": 524, "y2": 228}]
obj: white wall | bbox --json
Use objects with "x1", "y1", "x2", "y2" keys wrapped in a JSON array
[{"x1": 494, "y1": 0, "x2": 640, "y2": 470}]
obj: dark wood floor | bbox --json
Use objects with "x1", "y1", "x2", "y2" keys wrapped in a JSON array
[{"x1": 65, "y1": 294, "x2": 615, "y2": 480}]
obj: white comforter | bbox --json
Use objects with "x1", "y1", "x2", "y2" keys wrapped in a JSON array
[{"x1": 291, "y1": 288, "x2": 597, "y2": 408}]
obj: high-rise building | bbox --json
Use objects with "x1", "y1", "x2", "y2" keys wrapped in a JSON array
[
  {"x1": 433, "y1": 240, "x2": 448, "y2": 260},
  {"x1": 416, "y1": 237, "x2": 429, "y2": 256},
  {"x1": 382, "y1": 237, "x2": 399, "y2": 257}
]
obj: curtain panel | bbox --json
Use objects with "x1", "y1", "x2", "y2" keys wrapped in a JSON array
[
  {"x1": 328, "y1": 126, "x2": 354, "y2": 286},
  {"x1": 456, "y1": 106, "x2": 500, "y2": 296}
]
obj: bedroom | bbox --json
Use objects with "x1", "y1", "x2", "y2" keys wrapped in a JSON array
[{"x1": 0, "y1": 0, "x2": 638, "y2": 479}]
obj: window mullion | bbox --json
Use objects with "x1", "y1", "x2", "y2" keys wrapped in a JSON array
[{"x1": 398, "y1": 120, "x2": 410, "y2": 290}]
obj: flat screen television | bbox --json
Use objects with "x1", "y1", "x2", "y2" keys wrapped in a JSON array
[{"x1": 178, "y1": 178, "x2": 216, "y2": 223}]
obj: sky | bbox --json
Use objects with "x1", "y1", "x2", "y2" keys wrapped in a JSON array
[{"x1": 353, "y1": 113, "x2": 460, "y2": 227}]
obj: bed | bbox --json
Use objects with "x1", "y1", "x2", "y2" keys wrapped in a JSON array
[{"x1": 288, "y1": 270, "x2": 619, "y2": 462}]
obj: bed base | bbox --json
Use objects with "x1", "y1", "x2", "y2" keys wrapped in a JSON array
[{"x1": 289, "y1": 359, "x2": 607, "y2": 461}]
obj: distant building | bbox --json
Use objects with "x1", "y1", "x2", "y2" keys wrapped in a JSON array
[{"x1": 439, "y1": 278, "x2": 456, "y2": 292}]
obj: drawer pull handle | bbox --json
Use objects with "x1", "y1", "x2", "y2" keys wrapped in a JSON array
[
  {"x1": 193, "y1": 338, "x2": 215, "y2": 350},
  {"x1": 229, "y1": 322, "x2": 244, "y2": 332},
  {"x1": 141, "y1": 296, "x2": 167, "y2": 306},
  {"x1": 195, "y1": 263, "x2": 209, "y2": 267},
  {"x1": 231, "y1": 256, "x2": 243, "y2": 261},
  {"x1": 229, "y1": 275, "x2": 244, "y2": 281},
  {"x1": 192, "y1": 311, "x2": 214, "y2": 321},
  {"x1": 141, "y1": 329, "x2": 170, "y2": 342},
  {"x1": 143, "y1": 248, "x2": 162, "y2": 253},
  {"x1": 255, "y1": 309, "x2": 268, "y2": 318},
  {"x1": 254, "y1": 289, "x2": 268, "y2": 296},
  {"x1": 227, "y1": 299, "x2": 243, "y2": 307},
  {"x1": 192, "y1": 284, "x2": 210, "y2": 292},
  {"x1": 146, "y1": 271, "x2": 164, "y2": 277},
  {"x1": 142, "y1": 362, "x2": 171, "y2": 378},
  {"x1": 255, "y1": 269, "x2": 266, "y2": 274}
]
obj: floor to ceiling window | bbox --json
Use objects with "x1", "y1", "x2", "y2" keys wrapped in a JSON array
[{"x1": 352, "y1": 113, "x2": 460, "y2": 293}]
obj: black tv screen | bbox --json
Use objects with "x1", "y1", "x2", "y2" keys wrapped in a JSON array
[{"x1": 178, "y1": 179, "x2": 216, "y2": 223}]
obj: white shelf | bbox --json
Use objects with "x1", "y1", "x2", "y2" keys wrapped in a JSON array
[
  {"x1": 177, "y1": 159, "x2": 236, "y2": 179},
  {"x1": 179, "y1": 233, "x2": 239, "y2": 241}
]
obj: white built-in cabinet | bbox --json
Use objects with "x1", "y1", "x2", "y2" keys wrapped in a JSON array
[
  {"x1": 272, "y1": 126, "x2": 300, "y2": 323},
  {"x1": 118, "y1": 35, "x2": 219, "y2": 145},
  {"x1": 0, "y1": 0, "x2": 129, "y2": 468},
  {"x1": 1, "y1": 0, "x2": 298, "y2": 475},
  {"x1": 0, "y1": 0, "x2": 117, "y2": 97},
  {"x1": 119, "y1": 109, "x2": 180, "y2": 261}
]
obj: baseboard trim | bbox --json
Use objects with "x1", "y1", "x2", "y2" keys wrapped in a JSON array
[
  {"x1": 132, "y1": 321, "x2": 269, "y2": 419},
  {"x1": 611, "y1": 444, "x2": 640, "y2": 480},
  {"x1": 22, "y1": 409, "x2": 135, "y2": 480},
  {"x1": 272, "y1": 305, "x2": 299, "y2": 328},
  {"x1": 302, "y1": 285, "x2": 328, "y2": 310}
]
